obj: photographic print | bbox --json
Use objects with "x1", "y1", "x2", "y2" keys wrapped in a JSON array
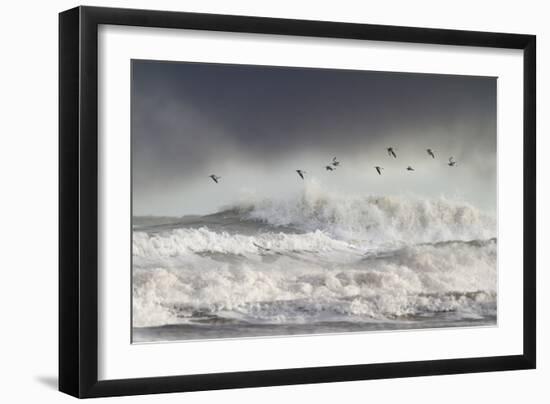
[{"x1": 131, "y1": 60, "x2": 497, "y2": 343}]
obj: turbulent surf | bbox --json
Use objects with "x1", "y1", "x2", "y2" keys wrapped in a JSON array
[{"x1": 132, "y1": 187, "x2": 497, "y2": 341}]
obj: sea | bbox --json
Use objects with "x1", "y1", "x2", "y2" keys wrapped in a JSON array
[{"x1": 132, "y1": 186, "x2": 497, "y2": 343}]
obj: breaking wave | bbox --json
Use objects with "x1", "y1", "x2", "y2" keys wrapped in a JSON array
[
  {"x1": 132, "y1": 188, "x2": 497, "y2": 332},
  {"x1": 232, "y1": 185, "x2": 495, "y2": 245}
]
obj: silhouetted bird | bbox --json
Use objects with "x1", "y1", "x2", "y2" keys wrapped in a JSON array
[
  {"x1": 209, "y1": 174, "x2": 221, "y2": 183},
  {"x1": 387, "y1": 147, "x2": 397, "y2": 158},
  {"x1": 325, "y1": 165, "x2": 335, "y2": 171},
  {"x1": 426, "y1": 149, "x2": 435, "y2": 159},
  {"x1": 448, "y1": 157, "x2": 457, "y2": 167},
  {"x1": 296, "y1": 169, "x2": 306, "y2": 179},
  {"x1": 332, "y1": 157, "x2": 340, "y2": 167},
  {"x1": 406, "y1": 166, "x2": 415, "y2": 171},
  {"x1": 375, "y1": 166, "x2": 384, "y2": 175}
]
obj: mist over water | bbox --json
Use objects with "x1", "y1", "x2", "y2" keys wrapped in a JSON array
[{"x1": 132, "y1": 61, "x2": 496, "y2": 217}]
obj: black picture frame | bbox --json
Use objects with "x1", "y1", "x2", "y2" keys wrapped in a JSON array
[{"x1": 59, "y1": 5, "x2": 536, "y2": 398}]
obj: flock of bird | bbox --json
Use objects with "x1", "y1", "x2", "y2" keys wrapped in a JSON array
[{"x1": 209, "y1": 147, "x2": 457, "y2": 183}]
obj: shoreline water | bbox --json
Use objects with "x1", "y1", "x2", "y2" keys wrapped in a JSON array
[{"x1": 133, "y1": 314, "x2": 497, "y2": 343}]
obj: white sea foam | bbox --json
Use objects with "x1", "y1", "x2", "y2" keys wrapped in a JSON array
[
  {"x1": 133, "y1": 228, "x2": 359, "y2": 259},
  {"x1": 133, "y1": 189, "x2": 497, "y2": 329},
  {"x1": 234, "y1": 183, "x2": 496, "y2": 245},
  {"x1": 132, "y1": 233, "x2": 497, "y2": 327}
]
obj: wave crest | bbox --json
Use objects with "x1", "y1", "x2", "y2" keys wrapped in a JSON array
[
  {"x1": 232, "y1": 186, "x2": 495, "y2": 245},
  {"x1": 132, "y1": 238, "x2": 497, "y2": 327}
]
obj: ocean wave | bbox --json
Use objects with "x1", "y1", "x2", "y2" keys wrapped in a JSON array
[
  {"x1": 132, "y1": 237, "x2": 497, "y2": 327},
  {"x1": 132, "y1": 188, "x2": 497, "y2": 330},
  {"x1": 229, "y1": 185, "x2": 496, "y2": 245},
  {"x1": 133, "y1": 228, "x2": 361, "y2": 259}
]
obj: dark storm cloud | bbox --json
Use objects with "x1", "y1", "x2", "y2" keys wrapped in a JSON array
[{"x1": 132, "y1": 60, "x2": 496, "y2": 215}]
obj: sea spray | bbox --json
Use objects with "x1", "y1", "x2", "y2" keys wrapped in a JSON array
[{"x1": 231, "y1": 183, "x2": 495, "y2": 245}]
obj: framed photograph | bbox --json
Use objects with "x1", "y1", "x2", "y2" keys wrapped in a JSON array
[{"x1": 59, "y1": 6, "x2": 536, "y2": 398}]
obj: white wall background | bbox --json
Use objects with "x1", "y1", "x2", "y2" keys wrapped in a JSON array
[{"x1": 0, "y1": 0, "x2": 547, "y2": 402}]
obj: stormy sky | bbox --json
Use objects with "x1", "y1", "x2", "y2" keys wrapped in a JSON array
[{"x1": 132, "y1": 60, "x2": 496, "y2": 216}]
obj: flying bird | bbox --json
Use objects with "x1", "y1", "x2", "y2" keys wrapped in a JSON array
[
  {"x1": 296, "y1": 169, "x2": 306, "y2": 179},
  {"x1": 325, "y1": 165, "x2": 335, "y2": 171},
  {"x1": 406, "y1": 166, "x2": 415, "y2": 171},
  {"x1": 332, "y1": 157, "x2": 340, "y2": 167},
  {"x1": 387, "y1": 147, "x2": 397, "y2": 158},
  {"x1": 375, "y1": 166, "x2": 384, "y2": 175},
  {"x1": 448, "y1": 157, "x2": 457, "y2": 167},
  {"x1": 209, "y1": 174, "x2": 221, "y2": 183},
  {"x1": 426, "y1": 148, "x2": 435, "y2": 159}
]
